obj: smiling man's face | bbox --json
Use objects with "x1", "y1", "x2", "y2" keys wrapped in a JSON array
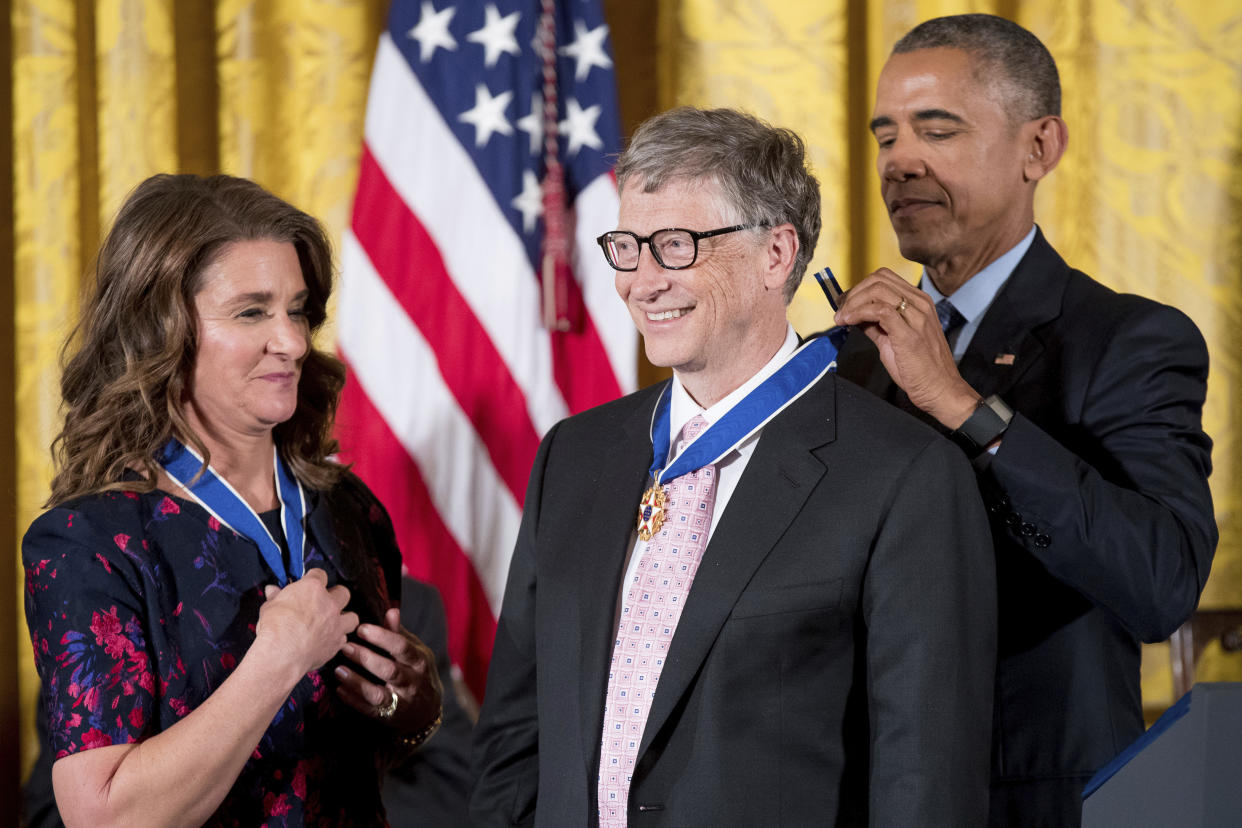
[
  {"x1": 871, "y1": 47, "x2": 1034, "y2": 278},
  {"x1": 613, "y1": 176, "x2": 787, "y2": 405}
]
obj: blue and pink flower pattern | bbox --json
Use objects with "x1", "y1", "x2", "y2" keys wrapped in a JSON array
[{"x1": 24, "y1": 476, "x2": 400, "y2": 826}]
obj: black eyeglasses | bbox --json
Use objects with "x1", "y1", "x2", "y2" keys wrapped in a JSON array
[{"x1": 595, "y1": 225, "x2": 758, "y2": 271}]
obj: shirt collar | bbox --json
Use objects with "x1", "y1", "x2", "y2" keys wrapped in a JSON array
[
  {"x1": 668, "y1": 324, "x2": 799, "y2": 454},
  {"x1": 921, "y1": 225, "x2": 1037, "y2": 322}
]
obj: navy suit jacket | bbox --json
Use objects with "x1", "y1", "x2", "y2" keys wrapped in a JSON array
[
  {"x1": 836, "y1": 229, "x2": 1217, "y2": 827},
  {"x1": 471, "y1": 370, "x2": 997, "y2": 826}
]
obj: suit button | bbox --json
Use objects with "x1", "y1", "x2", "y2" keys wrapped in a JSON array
[
  {"x1": 1020, "y1": 522, "x2": 1036, "y2": 536},
  {"x1": 1035, "y1": 534, "x2": 1051, "y2": 548},
  {"x1": 1006, "y1": 513, "x2": 1023, "y2": 530}
]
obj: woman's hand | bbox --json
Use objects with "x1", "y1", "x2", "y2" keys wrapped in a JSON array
[
  {"x1": 254, "y1": 567, "x2": 359, "y2": 679},
  {"x1": 334, "y1": 607, "x2": 444, "y2": 734},
  {"x1": 52, "y1": 567, "x2": 362, "y2": 828}
]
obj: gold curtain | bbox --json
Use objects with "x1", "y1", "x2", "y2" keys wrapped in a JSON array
[
  {"x1": 7, "y1": 0, "x2": 1242, "y2": 803},
  {"x1": 655, "y1": 0, "x2": 1242, "y2": 710}
]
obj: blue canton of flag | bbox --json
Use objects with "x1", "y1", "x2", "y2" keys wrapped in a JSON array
[{"x1": 389, "y1": 0, "x2": 622, "y2": 267}]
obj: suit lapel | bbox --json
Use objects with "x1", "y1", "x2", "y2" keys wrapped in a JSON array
[
  {"x1": 838, "y1": 228, "x2": 1069, "y2": 417},
  {"x1": 956, "y1": 230, "x2": 1068, "y2": 398},
  {"x1": 635, "y1": 377, "x2": 837, "y2": 761},
  {"x1": 578, "y1": 385, "x2": 666, "y2": 779}
]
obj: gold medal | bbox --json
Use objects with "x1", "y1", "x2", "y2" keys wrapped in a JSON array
[{"x1": 636, "y1": 484, "x2": 667, "y2": 541}]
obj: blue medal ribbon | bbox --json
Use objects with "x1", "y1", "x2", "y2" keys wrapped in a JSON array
[
  {"x1": 159, "y1": 439, "x2": 308, "y2": 585},
  {"x1": 647, "y1": 327, "x2": 848, "y2": 483}
]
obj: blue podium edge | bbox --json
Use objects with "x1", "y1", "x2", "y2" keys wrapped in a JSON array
[{"x1": 1082, "y1": 688, "x2": 1194, "y2": 799}]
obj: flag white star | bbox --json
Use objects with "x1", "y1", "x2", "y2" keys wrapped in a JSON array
[
  {"x1": 516, "y1": 93, "x2": 544, "y2": 156},
  {"x1": 559, "y1": 20, "x2": 612, "y2": 82},
  {"x1": 407, "y1": 1, "x2": 458, "y2": 63},
  {"x1": 466, "y1": 4, "x2": 520, "y2": 68},
  {"x1": 511, "y1": 170, "x2": 543, "y2": 234},
  {"x1": 459, "y1": 83, "x2": 514, "y2": 147},
  {"x1": 560, "y1": 98, "x2": 603, "y2": 156}
]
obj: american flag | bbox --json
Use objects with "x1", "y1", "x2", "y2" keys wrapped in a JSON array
[{"x1": 335, "y1": 0, "x2": 635, "y2": 701}]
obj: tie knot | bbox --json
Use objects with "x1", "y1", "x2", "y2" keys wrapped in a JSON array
[
  {"x1": 677, "y1": 414, "x2": 709, "y2": 450},
  {"x1": 936, "y1": 299, "x2": 966, "y2": 336}
]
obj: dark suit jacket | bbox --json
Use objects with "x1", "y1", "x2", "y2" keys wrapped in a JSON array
[
  {"x1": 470, "y1": 371, "x2": 997, "y2": 826},
  {"x1": 836, "y1": 229, "x2": 1217, "y2": 827}
]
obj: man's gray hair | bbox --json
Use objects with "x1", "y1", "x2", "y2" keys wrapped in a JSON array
[
  {"x1": 614, "y1": 107, "x2": 821, "y2": 303},
  {"x1": 895, "y1": 13, "x2": 1061, "y2": 124}
]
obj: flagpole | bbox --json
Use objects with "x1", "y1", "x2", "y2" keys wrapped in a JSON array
[{"x1": 537, "y1": 0, "x2": 573, "y2": 332}]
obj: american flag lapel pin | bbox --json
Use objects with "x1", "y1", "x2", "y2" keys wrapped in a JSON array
[{"x1": 995, "y1": 353, "x2": 1016, "y2": 366}]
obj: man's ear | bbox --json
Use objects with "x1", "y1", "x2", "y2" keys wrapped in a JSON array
[
  {"x1": 1023, "y1": 115, "x2": 1068, "y2": 182},
  {"x1": 763, "y1": 224, "x2": 799, "y2": 293}
]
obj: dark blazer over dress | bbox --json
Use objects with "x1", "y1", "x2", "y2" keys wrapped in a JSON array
[{"x1": 23, "y1": 473, "x2": 403, "y2": 826}]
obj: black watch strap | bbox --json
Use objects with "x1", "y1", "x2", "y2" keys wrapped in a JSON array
[{"x1": 952, "y1": 395, "x2": 1013, "y2": 454}]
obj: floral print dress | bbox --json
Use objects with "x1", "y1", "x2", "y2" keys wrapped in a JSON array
[{"x1": 23, "y1": 474, "x2": 402, "y2": 826}]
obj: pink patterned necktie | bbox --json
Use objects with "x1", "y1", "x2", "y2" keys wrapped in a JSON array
[{"x1": 598, "y1": 414, "x2": 719, "y2": 827}]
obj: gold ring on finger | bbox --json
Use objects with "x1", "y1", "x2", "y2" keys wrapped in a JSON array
[
  {"x1": 375, "y1": 687, "x2": 399, "y2": 719},
  {"x1": 895, "y1": 298, "x2": 909, "y2": 316}
]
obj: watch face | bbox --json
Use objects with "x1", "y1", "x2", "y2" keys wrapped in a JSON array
[
  {"x1": 956, "y1": 399, "x2": 1010, "y2": 451},
  {"x1": 984, "y1": 395, "x2": 1014, "y2": 424}
]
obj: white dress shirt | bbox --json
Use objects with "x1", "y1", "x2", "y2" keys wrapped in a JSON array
[
  {"x1": 922, "y1": 224, "x2": 1036, "y2": 360},
  {"x1": 612, "y1": 324, "x2": 800, "y2": 628}
]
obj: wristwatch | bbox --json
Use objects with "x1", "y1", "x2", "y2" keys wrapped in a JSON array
[{"x1": 952, "y1": 395, "x2": 1013, "y2": 455}]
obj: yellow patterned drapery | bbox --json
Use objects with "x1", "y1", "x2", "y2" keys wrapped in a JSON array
[{"x1": 6, "y1": 0, "x2": 1242, "y2": 806}]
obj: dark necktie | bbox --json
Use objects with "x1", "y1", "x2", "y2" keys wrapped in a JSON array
[{"x1": 936, "y1": 298, "x2": 967, "y2": 352}]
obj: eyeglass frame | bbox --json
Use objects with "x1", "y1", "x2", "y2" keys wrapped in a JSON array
[{"x1": 595, "y1": 224, "x2": 761, "y2": 271}]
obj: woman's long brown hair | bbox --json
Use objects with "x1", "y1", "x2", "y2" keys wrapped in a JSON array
[{"x1": 48, "y1": 174, "x2": 347, "y2": 506}]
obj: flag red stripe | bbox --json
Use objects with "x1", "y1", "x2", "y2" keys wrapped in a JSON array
[
  {"x1": 551, "y1": 168, "x2": 627, "y2": 410},
  {"x1": 551, "y1": 320, "x2": 624, "y2": 414},
  {"x1": 352, "y1": 145, "x2": 541, "y2": 507},
  {"x1": 336, "y1": 366, "x2": 497, "y2": 700}
]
